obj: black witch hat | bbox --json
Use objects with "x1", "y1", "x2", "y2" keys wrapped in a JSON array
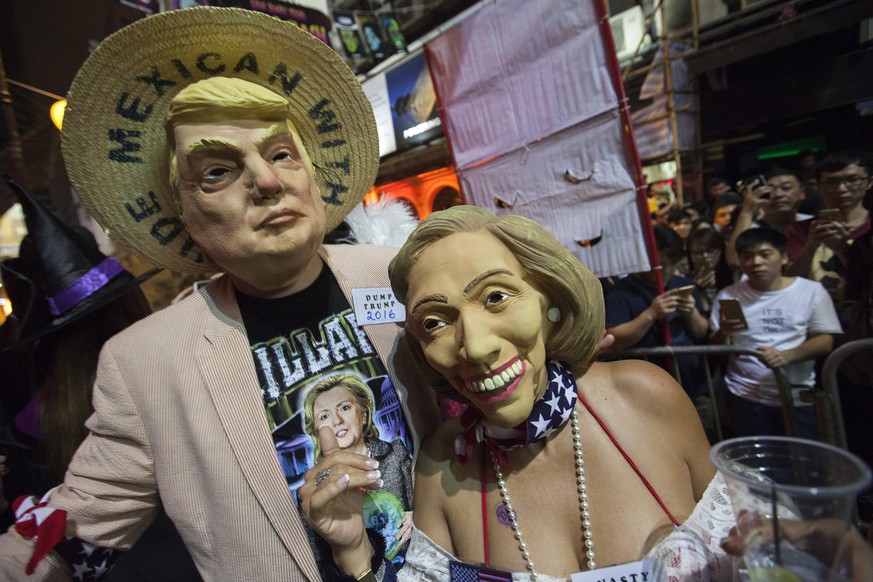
[{"x1": 0, "y1": 178, "x2": 160, "y2": 351}]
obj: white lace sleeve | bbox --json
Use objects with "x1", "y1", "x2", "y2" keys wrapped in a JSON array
[
  {"x1": 401, "y1": 478, "x2": 741, "y2": 582},
  {"x1": 399, "y1": 528, "x2": 562, "y2": 582},
  {"x1": 645, "y1": 473, "x2": 742, "y2": 581},
  {"x1": 398, "y1": 527, "x2": 455, "y2": 581}
]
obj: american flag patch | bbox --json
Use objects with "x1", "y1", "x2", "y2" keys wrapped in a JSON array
[{"x1": 449, "y1": 560, "x2": 514, "y2": 581}]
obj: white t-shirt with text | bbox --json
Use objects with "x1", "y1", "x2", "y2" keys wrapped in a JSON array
[{"x1": 710, "y1": 277, "x2": 842, "y2": 406}]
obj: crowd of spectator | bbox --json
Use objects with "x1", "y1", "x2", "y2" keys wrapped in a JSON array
[{"x1": 605, "y1": 149, "x2": 873, "y2": 520}]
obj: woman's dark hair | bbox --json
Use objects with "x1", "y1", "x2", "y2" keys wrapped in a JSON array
[
  {"x1": 688, "y1": 228, "x2": 733, "y2": 290},
  {"x1": 36, "y1": 288, "x2": 152, "y2": 482}
]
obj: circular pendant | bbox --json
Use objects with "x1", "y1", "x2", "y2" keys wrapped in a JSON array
[{"x1": 495, "y1": 501, "x2": 514, "y2": 528}]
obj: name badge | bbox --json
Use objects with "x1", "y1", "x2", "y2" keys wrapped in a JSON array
[
  {"x1": 570, "y1": 559, "x2": 658, "y2": 582},
  {"x1": 352, "y1": 287, "x2": 406, "y2": 324}
]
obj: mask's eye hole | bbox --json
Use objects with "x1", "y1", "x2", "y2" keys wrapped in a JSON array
[
  {"x1": 485, "y1": 291, "x2": 509, "y2": 307},
  {"x1": 422, "y1": 318, "x2": 448, "y2": 333},
  {"x1": 204, "y1": 166, "x2": 231, "y2": 181}
]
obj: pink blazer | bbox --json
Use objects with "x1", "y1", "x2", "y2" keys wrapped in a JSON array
[{"x1": 0, "y1": 244, "x2": 440, "y2": 581}]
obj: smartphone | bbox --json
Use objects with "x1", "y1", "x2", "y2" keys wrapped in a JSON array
[
  {"x1": 674, "y1": 284, "x2": 696, "y2": 297},
  {"x1": 818, "y1": 208, "x2": 842, "y2": 222},
  {"x1": 719, "y1": 298, "x2": 748, "y2": 330},
  {"x1": 737, "y1": 175, "x2": 766, "y2": 195}
]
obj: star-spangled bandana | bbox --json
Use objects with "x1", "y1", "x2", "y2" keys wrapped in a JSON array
[{"x1": 454, "y1": 360, "x2": 577, "y2": 467}]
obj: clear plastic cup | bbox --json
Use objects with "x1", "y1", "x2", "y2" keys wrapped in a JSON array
[{"x1": 711, "y1": 436, "x2": 871, "y2": 582}]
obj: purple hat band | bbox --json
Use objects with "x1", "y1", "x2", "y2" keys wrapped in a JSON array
[{"x1": 47, "y1": 257, "x2": 126, "y2": 316}]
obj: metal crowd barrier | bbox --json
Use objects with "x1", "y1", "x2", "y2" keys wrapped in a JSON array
[
  {"x1": 600, "y1": 345, "x2": 801, "y2": 443},
  {"x1": 603, "y1": 342, "x2": 873, "y2": 534},
  {"x1": 818, "y1": 338, "x2": 873, "y2": 450}
]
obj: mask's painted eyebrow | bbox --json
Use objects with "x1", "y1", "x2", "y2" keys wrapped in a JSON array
[
  {"x1": 259, "y1": 124, "x2": 293, "y2": 145},
  {"x1": 463, "y1": 269, "x2": 514, "y2": 294},
  {"x1": 259, "y1": 124, "x2": 302, "y2": 159},
  {"x1": 410, "y1": 293, "x2": 448, "y2": 315},
  {"x1": 185, "y1": 138, "x2": 237, "y2": 157},
  {"x1": 410, "y1": 269, "x2": 516, "y2": 315},
  {"x1": 184, "y1": 125, "x2": 293, "y2": 157}
]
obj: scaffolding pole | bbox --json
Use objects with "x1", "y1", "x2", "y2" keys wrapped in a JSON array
[{"x1": 0, "y1": 49, "x2": 27, "y2": 189}]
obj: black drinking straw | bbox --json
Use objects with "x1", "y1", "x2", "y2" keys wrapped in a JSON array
[{"x1": 771, "y1": 485, "x2": 782, "y2": 566}]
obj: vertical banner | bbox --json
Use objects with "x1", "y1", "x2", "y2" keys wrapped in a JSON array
[
  {"x1": 425, "y1": 0, "x2": 653, "y2": 278},
  {"x1": 334, "y1": 10, "x2": 368, "y2": 59},
  {"x1": 244, "y1": 0, "x2": 332, "y2": 44},
  {"x1": 355, "y1": 11, "x2": 389, "y2": 60},
  {"x1": 380, "y1": 12, "x2": 408, "y2": 55},
  {"x1": 334, "y1": 9, "x2": 406, "y2": 63},
  {"x1": 118, "y1": 0, "x2": 160, "y2": 13},
  {"x1": 168, "y1": 1, "x2": 213, "y2": 8}
]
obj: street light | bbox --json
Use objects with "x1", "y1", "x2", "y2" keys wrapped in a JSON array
[{"x1": 50, "y1": 99, "x2": 67, "y2": 130}]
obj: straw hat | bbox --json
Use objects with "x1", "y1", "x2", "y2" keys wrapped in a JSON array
[
  {"x1": 0, "y1": 179, "x2": 159, "y2": 352},
  {"x1": 62, "y1": 7, "x2": 379, "y2": 273}
]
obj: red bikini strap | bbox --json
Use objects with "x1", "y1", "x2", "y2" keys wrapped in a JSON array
[
  {"x1": 577, "y1": 393, "x2": 681, "y2": 526},
  {"x1": 480, "y1": 445, "x2": 491, "y2": 565}
]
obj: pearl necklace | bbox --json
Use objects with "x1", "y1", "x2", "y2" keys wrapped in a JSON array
[{"x1": 489, "y1": 406, "x2": 595, "y2": 579}]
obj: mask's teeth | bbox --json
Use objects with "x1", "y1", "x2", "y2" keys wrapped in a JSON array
[{"x1": 467, "y1": 360, "x2": 523, "y2": 394}]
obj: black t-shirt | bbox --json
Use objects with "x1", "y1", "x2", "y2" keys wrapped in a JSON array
[{"x1": 236, "y1": 265, "x2": 414, "y2": 566}]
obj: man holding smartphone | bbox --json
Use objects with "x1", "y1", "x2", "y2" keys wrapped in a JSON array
[
  {"x1": 606, "y1": 225, "x2": 714, "y2": 435},
  {"x1": 725, "y1": 168, "x2": 811, "y2": 268},
  {"x1": 786, "y1": 150, "x2": 872, "y2": 301},
  {"x1": 710, "y1": 227, "x2": 841, "y2": 438}
]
